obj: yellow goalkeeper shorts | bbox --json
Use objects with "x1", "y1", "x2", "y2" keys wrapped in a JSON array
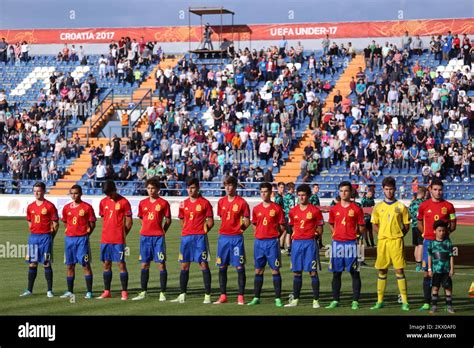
[{"x1": 375, "y1": 238, "x2": 406, "y2": 270}]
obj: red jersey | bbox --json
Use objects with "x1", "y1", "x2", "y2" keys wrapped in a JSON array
[
  {"x1": 138, "y1": 196, "x2": 171, "y2": 236},
  {"x1": 99, "y1": 195, "x2": 132, "y2": 244},
  {"x1": 328, "y1": 202, "x2": 365, "y2": 241},
  {"x1": 62, "y1": 201, "x2": 96, "y2": 237},
  {"x1": 178, "y1": 196, "x2": 213, "y2": 236},
  {"x1": 217, "y1": 195, "x2": 251, "y2": 235},
  {"x1": 289, "y1": 204, "x2": 324, "y2": 240},
  {"x1": 26, "y1": 199, "x2": 59, "y2": 234},
  {"x1": 417, "y1": 199, "x2": 456, "y2": 240},
  {"x1": 251, "y1": 202, "x2": 285, "y2": 239}
]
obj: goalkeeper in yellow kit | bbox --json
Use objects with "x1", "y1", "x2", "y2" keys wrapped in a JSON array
[{"x1": 370, "y1": 177, "x2": 410, "y2": 311}]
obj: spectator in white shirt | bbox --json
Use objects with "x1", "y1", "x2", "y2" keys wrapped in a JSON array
[
  {"x1": 258, "y1": 139, "x2": 271, "y2": 161},
  {"x1": 171, "y1": 139, "x2": 182, "y2": 163},
  {"x1": 96, "y1": 160, "x2": 106, "y2": 181},
  {"x1": 141, "y1": 150, "x2": 154, "y2": 169}
]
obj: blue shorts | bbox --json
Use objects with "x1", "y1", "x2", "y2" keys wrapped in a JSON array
[
  {"x1": 254, "y1": 238, "x2": 281, "y2": 270},
  {"x1": 179, "y1": 235, "x2": 210, "y2": 263},
  {"x1": 422, "y1": 239, "x2": 433, "y2": 271},
  {"x1": 140, "y1": 235, "x2": 166, "y2": 264},
  {"x1": 291, "y1": 239, "x2": 320, "y2": 272},
  {"x1": 216, "y1": 234, "x2": 246, "y2": 267},
  {"x1": 27, "y1": 234, "x2": 53, "y2": 264},
  {"x1": 100, "y1": 243, "x2": 126, "y2": 263},
  {"x1": 64, "y1": 236, "x2": 91, "y2": 266},
  {"x1": 329, "y1": 240, "x2": 360, "y2": 273}
]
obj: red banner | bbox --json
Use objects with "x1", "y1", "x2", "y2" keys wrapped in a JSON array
[{"x1": 0, "y1": 18, "x2": 473, "y2": 44}]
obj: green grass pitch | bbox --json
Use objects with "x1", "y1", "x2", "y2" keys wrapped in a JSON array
[{"x1": 1, "y1": 217, "x2": 473, "y2": 316}]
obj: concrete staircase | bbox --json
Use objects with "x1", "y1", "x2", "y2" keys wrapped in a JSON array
[
  {"x1": 274, "y1": 54, "x2": 365, "y2": 183},
  {"x1": 49, "y1": 138, "x2": 110, "y2": 195},
  {"x1": 48, "y1": 57, "x2": 181, "y2": 195}
]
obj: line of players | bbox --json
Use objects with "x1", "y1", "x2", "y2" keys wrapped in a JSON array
[{"x1": 19, "y1": 176, "x2": 469, "y2": 312}]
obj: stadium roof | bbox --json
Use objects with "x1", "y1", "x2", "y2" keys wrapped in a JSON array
[{"x1": 189, "y1": 7, "x2": 235, "y2": 16}]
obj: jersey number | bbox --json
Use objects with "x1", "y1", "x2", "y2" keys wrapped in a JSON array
[
  {"x1": 226, "y1": 211, "x2": 231, "y2": 221},
  {"x1": 341, "y1": 217, "x2": 346, "y2": 226},
  {"x1": 189, "y1": 212, "x2": 194, "y2": 220},
  {"x1": 34, "y1": 215, "x2": 41, "y2": 223},
  {"x1": 72, "y1": 217, "x2": 78, "y2": 225},
  {"x1": 148, "y1": 212, "x2": 154, "y2": 220},
  {"x1": 300, "y1": 220, "x2": 305, "y2": 229},
  {"x1": 263, "y1": 217, "x2": 268, "y2": 226}
]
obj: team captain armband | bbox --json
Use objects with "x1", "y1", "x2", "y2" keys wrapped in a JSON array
[{"x1": 449, "y1": 213, "x2": 456, "y2": 220}]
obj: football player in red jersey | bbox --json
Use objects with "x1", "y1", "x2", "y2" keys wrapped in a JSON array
[
  {"x1": 20, "y1": 182, "x2": 59, "y2": 298},
  {"x1": 60, "y1": 185, "x2": 96, "y2": 299},
  {"x1": 213, "y1": 176, "x2": 251, "y2": 305},
  {"x1": 417, "y1": 178, "x2": 456, "y2": 310},
  {"x1": 97, "y1": 180, "x2": 133, "y2": 300},
  {"x1": 247, "y1": 182, "x2": 286, "y2": 307},
  {"x1": 326, "y1": 181, "x2": 366, "y2": 310},
  {"x1": 285, "y1": 184, "x2": 324, "y2": 308},
  {"x1": 132, "y1": 177, "x2": 172, "y2": 301},
  {"x1": 171, "y1": 178, "x2": 214, "y2": 304}
]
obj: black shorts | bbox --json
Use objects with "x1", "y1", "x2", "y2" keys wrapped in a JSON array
[
  {"x1": 432, "y1": 273, "x2": 452, "y2": 289},
  {"x1": 285, "y1": 224, "x2": 293, "y2": 235},
  {"x1": 412, "y1": 227, "x2": 424, "y2": 246}
]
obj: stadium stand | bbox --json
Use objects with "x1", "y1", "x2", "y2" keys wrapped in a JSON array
[{"x1": 0, "y1": 34, "x2": 473, "y2": 200}]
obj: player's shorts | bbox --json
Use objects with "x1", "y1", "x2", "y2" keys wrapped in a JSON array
[
  {"x1": 285, "y1": 223, "x2": 293, "y2": 236},
  {"x1": 100, "y1": 243, "x2": 126, "y2": 263},
  {"x1": 140, "y1": 235, "x2": 166, "y2": 264},
  {"x1": 421, "y1": 239, "x2": 433, "y2": 271},
  {"x1": 216, "y1": 234, "x2": 245, "y2": 267},
  {"x1": 412, "y1": 227, "x2": 424, "y2": 246},
  {"x1": 254, "y1": 238, "x2": 281, "y2": 270},
  {"x1": 179, "y1": 234, "x2": 210, "y2": 263},
  {"x1": 328, "y1": 240, "x2": 359, "y2": 273},
  {"x1": 431, "y1": 272, "x2": 452, "y2": 289},
  {"x1": 290, "y1": 239, "x2": 320, "y2": 272},
  {"x1": 27, "y1": 233, "x2": 53, "y2": 264},
  {"x1": 374, "y1": 238, "x2": 406, "y2": 270},
  {"x1": 64, "y1": 236, "x2": 91, "y2": 266}
]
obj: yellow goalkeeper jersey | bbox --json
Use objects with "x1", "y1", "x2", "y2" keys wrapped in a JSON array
[{"x1": 371, "y1": 200, "x2": 410, "y2": 240}]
